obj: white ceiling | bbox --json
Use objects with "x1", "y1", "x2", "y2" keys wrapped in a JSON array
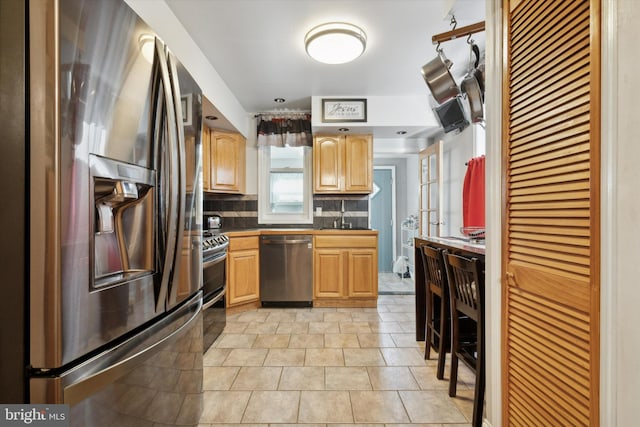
[{"x1": 166, "y1": 0, "x2": 485, "y2": 142}]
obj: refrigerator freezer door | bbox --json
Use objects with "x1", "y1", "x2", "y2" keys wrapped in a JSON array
[{"x1": 30, "y1": 293, "x2": 203, "y2": 426}]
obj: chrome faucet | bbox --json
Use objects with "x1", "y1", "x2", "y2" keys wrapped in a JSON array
[{"x1": 340, "y1": 200, "x2": 349, "y2": 229}]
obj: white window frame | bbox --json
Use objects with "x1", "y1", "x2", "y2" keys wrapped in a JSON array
[{"x1": 258, "y1": 146, "x2": 313, "y2": 224}]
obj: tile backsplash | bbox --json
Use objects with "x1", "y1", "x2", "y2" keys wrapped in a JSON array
[{"x1": 203, "y1": 194, "x2": 369, "y2": 230}]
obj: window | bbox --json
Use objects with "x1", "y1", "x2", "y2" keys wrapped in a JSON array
[{"x1": 258, "y1": 146, "x2": 313, "y2": 224}]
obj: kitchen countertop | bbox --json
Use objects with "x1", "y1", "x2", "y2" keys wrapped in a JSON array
[
  {"x1": 415, "y1": 235, "x2": 485, "y2": 256},
  {"x1": 223, "y1": 228, "x2": 378, "y2": 237}
]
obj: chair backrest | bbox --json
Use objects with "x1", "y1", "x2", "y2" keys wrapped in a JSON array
[
  {"x1": 444, "y1": 252, "x2": 484, "y2": 322},
  {"x1": 421, "y1": 245, "x2": 447, "y2": 294}
]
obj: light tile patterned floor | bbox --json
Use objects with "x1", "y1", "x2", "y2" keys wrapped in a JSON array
[
  {"x1": 200, "y1": 295, "x2": 475, "y2": 426},
  {"x1": 378, "y1": 272, "x2": 415, "y2": 295}
]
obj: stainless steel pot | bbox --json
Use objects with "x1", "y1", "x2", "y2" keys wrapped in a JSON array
[
  {"x1": 460, "y1": 43, "x2": 484, "y2": 123},
  {"x1": 421, "y1": 49, "x2": 460, "y2": 104}
]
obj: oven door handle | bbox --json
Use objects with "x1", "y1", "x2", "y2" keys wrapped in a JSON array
[
  {"x1": 203, "y1": 251, "x2": 227, "y2": 268},
  {"x1": 202, "y1": 287, "x2": 226, "y2": 311}
]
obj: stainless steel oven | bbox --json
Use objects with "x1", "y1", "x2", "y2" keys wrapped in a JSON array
[{"x1": 202, "y1": 232, "x2": 229, "y2": 352}]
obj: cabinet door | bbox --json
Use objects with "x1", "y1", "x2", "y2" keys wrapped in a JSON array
[
  {"x1": 211, "y1": 132, "x2": 245, "y2": 193},
  {"x1": 227, "y1": 249, "x2": 259, "y2": 306},
  {"x1": 313, "y1": 135, "x2": 342, "y2": 193},
  {"x1": 313, "y1": 249, "x2": 344, "y2": 297},
  {"x1": 347, "y1": 248, "x2": 377, "y2": 297},
  {"x1": 202, "y1": 127, "x2": 211, "y2": 190},
  {"x1": 344, "y1": 135, "x2": 373, "y2": 193}
]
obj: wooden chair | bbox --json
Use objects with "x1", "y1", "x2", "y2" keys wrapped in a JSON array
[
  {"x1": 444, "y1": 252, "x2": 485, "y2": 427},
  {"x1": 419, "y1": 245, "x2": 449, "y2": 379}
]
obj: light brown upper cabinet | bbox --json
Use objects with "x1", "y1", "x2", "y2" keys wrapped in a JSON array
[
  {"x1": 203, "y1": 127, "x2": 246, "y2": 194},
  {"x1": 313, "y1": 134, "x2": 373, "y2": 194}
]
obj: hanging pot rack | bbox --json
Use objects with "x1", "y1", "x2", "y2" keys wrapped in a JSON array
[{"x1": 432, "y1": 21, "x2": 485, "y2": 45}]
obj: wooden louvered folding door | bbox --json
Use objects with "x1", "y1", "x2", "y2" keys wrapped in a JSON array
[{"x1": 502, "y1": 0, "x2": 600, "y2": 425}]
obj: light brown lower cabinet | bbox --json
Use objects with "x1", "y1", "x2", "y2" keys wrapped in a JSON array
[
  {"x1": 313, "y1": 234, "x2": 378, "y2": 307},
  {"x1": 226, "y1": 236, "x2": 260, "y2": 308}
]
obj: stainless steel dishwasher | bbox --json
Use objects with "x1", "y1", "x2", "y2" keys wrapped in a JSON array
[{"x1": 260, "y1": 234, "x2": 313, "y2": 307}]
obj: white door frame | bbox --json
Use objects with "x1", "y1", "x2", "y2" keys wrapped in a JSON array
[
  {"x1": 370, "y1": 166, "x2": 397, "y2": 267},
  {"x1": 485, "y1": 1, "x2": 503, "y2": 426}
]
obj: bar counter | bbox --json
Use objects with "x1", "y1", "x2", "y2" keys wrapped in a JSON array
[{"x1": 413, "y1": 236, "x2": 486, "y2": 342}]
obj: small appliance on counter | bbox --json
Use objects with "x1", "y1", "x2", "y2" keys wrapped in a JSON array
[{"x1": 208, "y1": 214, "x2": 223, "y2": 230}]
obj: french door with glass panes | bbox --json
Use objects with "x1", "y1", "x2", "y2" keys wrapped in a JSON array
[{"x1": 419, "y1": 141, "x2": 443, "y2": 237}]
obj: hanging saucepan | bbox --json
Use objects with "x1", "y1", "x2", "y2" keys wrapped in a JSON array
[
  {"x1": 421, "y1": 47, "x2": 460, "y2": 104},
  {"x1": 460, "y1": 42, "x2": 484, "y2": 123}
]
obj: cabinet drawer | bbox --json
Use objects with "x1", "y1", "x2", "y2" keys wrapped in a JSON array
[
  {"x1": 229, "y1": 236, "x2": 259, "y2": 251},
  {"x1": 314, "y1": 235, "x2": 377, "y2": 249}
]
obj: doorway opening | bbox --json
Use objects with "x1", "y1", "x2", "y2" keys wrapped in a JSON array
[{"x1": 371, "y1": 166, "x2": 413, "y2": 295}]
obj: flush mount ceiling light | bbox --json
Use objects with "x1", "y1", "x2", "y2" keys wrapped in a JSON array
[{"x1": 304, "y1": 22, "x2": 367, "y2": 64}]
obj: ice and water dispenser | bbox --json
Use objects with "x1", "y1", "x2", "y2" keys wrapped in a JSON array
[{"x1": 91, "y1": 155, "x2": 156, "y2": 289}]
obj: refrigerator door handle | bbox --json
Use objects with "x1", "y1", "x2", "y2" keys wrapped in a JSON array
[
  {"x1": 166, "y1": 50, "x2": 187, "y2": 306},
  {"x1": 154, "y1": 38, "x2": 180, "y2": 312},
  {"x1": 30, "y1": 292, "x2": 203, "y2": 405}
]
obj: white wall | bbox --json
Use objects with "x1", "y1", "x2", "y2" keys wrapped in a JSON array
[
  {"x1": 245, "y1": 116, "x2": 259, "y2": 195},
  {"x1": 439, "y1": 125, "x2": 476, "y2": 237},
  {"x1": 311, "y1": 95, "x2": 438, "y2": 127},
  {"x1": 124, "y1": 0, "x2": 250, "y2": 137}
]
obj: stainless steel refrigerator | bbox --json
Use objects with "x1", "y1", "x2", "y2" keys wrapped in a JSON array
[{"x1": 0, "y1": 0, "x2": 204, "y2": 424}]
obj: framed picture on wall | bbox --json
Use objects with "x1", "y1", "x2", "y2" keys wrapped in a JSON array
[{"x1": 321, "y1": 98, "x2": 367, "y2": 123}]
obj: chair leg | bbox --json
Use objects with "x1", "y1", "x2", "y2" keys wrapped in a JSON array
[
  {"x1": 448, "y1": 351, "x2": 458, "y2": 397},
  {"x1": 472, "y1": 360, "x2": 485, "y2": 427},
  {"x1": 472, "y1": 317, "x2": 485, "y2": 427},
  {"x1": 436, "y1": 296, "x2": 447, "y2": 380},
  {"x1": 424, "y1": 290, "x2": 432, "y2": 360},
  {"x1": 424, "y1": 321, "x2": 432, "y2": 359}
]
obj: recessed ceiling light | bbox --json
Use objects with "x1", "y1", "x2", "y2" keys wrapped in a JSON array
[
  {"x1": 205, "y1": 115, "x2": 218, "y2": 121},
  {"x1": 338, "y1": 127, "x2": 350, "y2": 132},
  {"x1": 274, "y1": 98, "x2": 286, "y2": 103},
  {"x1": 396, "y1": 130, "x2": 407, "y2": 135},
  {"x1": 305, "y1": 22, "x2": 367, "y2": 65}
]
